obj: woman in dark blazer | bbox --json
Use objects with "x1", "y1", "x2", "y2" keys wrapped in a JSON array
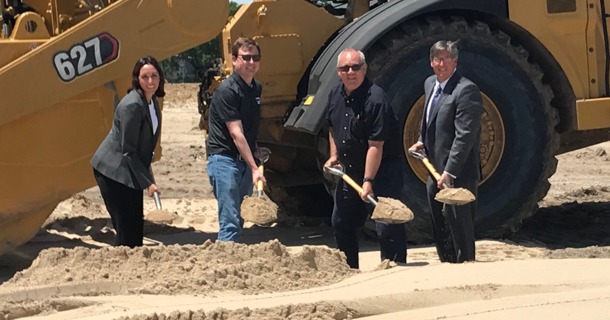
[{"x1": 91, "y1": 56, "x2": 165, "y2": 247}]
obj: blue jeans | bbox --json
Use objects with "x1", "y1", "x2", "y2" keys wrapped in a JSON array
[{"x1": 207, "y1": 154, "x2": 253, "y2": 241}]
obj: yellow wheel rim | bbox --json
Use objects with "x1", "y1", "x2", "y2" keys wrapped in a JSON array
[{"x1": 403, "y1": 93, "x2": 504, "y2": 184}]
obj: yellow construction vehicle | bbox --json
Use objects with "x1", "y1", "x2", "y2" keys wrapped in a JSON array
[
  {"x1": 199, "y1": 0, "x2": 610, "y2": 241},
  {"x1": 3, "y1": 0, "x2": 608, "y2": 255},
  {"x1": 0, "y1": 0, "x2": 229, "y2": 255}
]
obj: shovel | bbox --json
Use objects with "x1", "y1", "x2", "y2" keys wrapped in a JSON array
[
  {"x1": 153, "y1": 191, "x2": 162, "y2": 210},
  {"x1": 145, "y1": 191, "x2": 176, "y2": 224},
  {"x1": 254, "y1": 147, "x2": 271, "y2": 197},
  {"x1": 240, "y1": 147, "x2": 278, "y2": 225},
  {"x1": 324, "y1": 165, "x2": 413, "y2": 224},
  {"x1": 408, "y1": 150, "x2": 475, "y2": 205},
  {"x1": 145, "y1": 167, "x2": 175, "y2": 224}
]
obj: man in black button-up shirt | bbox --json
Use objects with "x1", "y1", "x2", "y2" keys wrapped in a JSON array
[{"x1": 324, "y1": 48, "x2": 406, "y2": 269}]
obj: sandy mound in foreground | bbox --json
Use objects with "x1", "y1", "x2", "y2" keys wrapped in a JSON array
[{"x1": 2, "y1": 240, "x2": 355, "y2": 297}]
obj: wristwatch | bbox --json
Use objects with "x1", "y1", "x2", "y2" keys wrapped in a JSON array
[{"x1": 363, "y1": 177, "x2": 374, "y2": 184}]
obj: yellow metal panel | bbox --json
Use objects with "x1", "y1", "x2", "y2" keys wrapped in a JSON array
[
  {"x1": 509, "y1": 0, "x2": 591, "y2": 98},
  {"x1": 223, "y1": 0, "x2": 343, "y2": 102},
  {"x1": 585, "y1": 0, "x2": 606, "y2": 97},
  {"x1": 21, "y1": 0, "x2": 55, "y2": 33},
  {"x1": 0, "y1": 0, "x2": 229, "y2": 255},
  {"x1": 51, "y1": 0, "x2": 75, "y2": 35},
  {"x1": 0, "y1": 41, "x2": 45, "y2": 68},
  {"x1": 11, "y1": 12, "x2": 50, "y2": 39},
  {"x1": 0, "y1": 84, "x2": 123, "y2": 213},
  {"x1": 304, "y1": 95, "x2": 314, "y2": 105},
  {"x1": 254, "y1": 34, "x2": 303, "y2": 75},
  {"x1": 576, "y1": 98, "x2": 610, "y2": 130},
  {"x1": 254, "y1": 34, "x2": 304, "y2": 99},
  {"x1": 0, "y1": 0, "x2": 229, "y2": 127},
  {"x1": 0, "y1": 203, "x2": 59, "y2": 255}
]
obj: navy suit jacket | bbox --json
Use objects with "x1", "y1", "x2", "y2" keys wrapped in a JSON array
[
  {"x1": 420, "y1": 71, "x2": 482, "y2": 182},
  {"x1": 91, "y1": 89, "x2": 161, "y2": 189}
]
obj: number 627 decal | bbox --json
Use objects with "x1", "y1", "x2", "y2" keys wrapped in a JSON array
[{"x1": 53, "y1": 32, "x2": 119, "y2": 82}]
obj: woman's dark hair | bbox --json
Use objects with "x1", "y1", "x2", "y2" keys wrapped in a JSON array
[{"x1": 131, "y1": 56, "x2": 166, "y2": 98}]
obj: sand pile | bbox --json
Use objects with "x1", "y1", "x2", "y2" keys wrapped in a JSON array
[
  {"x1": 241, "y1": 195, "x2": 278, "y2": 225},
  {"x1": 371, "y1": 197, "x2": 414, "y2": 223},
  {"x1": 434, "y1": 187, "x2": 475, "y2": 205},
  {"x1": 1, "y1": 240, "x2": 356, "y2": 297},
  {"x1": 117, "y1": 301, "x2": 352, "y2": 320}
]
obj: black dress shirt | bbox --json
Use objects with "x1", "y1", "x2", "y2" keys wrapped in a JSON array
[{"x1": 326, "y1": 78, "x2": 401, "y2": 173}]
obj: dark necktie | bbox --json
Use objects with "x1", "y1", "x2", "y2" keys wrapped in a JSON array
[{"x1": 427, "y1": 85, "x2": 443, "y2": 124}]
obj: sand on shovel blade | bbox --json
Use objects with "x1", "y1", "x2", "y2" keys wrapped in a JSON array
[
  {"x1": 241, "y1": 195, "x2": 278, "y2": 225},
  {"x1": 145, "y1": 209, "x2": 177, "y2": 224},
  {"x1": 370, "y1": 197, "x2": 414, "y2": 224},
  {"x1": 435, "y1": 187, "x2": 475, "y2": 205}
]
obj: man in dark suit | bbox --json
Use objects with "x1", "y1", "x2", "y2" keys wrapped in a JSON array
[{"x1": 409, "y1": 40, "x2": 482, "y2": 263}]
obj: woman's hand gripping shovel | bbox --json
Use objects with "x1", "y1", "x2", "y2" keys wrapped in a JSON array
[
  {"x1": 240, "y1": 147, "x2": 278, "y2": 225},
  {"x1": 144, "y1": 168, "x2": 175, "y2": 226},
  {"x1": 408, "y1": 150, "x2": 475, "y2": 205},
  {"x1": 153, "y1": 191, "x2": 163, "y2": 210},
  {"x1": 324, "y1": 164, "x2": 414, "y2": 223}
]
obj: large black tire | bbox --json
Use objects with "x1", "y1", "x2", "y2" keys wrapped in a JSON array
[
  {"x1": 267, "y1": 184, "x2": 334, "y2": 218},
  {"x1": 265, "y1": 141, "x2": 335, "y2": 219},
  {"x1": 365, "y1": 16, "x2": 559, "y2": 242}
]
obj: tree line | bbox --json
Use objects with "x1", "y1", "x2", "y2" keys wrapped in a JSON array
[{"x1": 161, "y1": 1, "x2": 240, "y2": 82}]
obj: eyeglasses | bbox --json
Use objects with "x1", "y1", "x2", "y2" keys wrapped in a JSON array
[
  {"x1": 338, "y1": 63, "x2": 364, "y2": 73},
  {"x1": 238, "y1": 54, "x2": 261, "y2": 62},
  {"x1": 432, "y1": 56, "x2": 454, "y2": 63}
]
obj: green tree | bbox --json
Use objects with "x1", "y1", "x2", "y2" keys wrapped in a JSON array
[{"x1": 162, "y1": 1, "x2": 241, "y2": 82}]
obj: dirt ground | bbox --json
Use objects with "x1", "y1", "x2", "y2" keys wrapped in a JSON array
[{"x1": 1, "y1": 84, "x2": 609, "y2": 319}]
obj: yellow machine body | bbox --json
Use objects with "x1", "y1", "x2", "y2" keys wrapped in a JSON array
[
  {"x1": 0, "y1": 0, "x2": 228, "y2": 255},
  {"x1": 203, "y1": 0, "x2": 610, "y2": 239}
]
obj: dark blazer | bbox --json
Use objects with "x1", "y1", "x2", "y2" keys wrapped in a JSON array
[
  {"x1": 420, "y1": 71, "x2": 482, "y2": 182},
  {"x1": 91, "y1": 89, "x2": 161, "y2": 189}
]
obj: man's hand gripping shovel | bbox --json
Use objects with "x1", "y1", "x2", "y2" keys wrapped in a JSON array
[
  {"x1": 254, "y1": 147, "x2": 271, "y2": 197},
  {"x1": 324, "y1": 164, "x2": 413, "y2": 223},
  {"x1": 408, "y1": 150, "x2": 475, "y2": 205},
  {"x1": 240, "y1": 147, "x2": 278, "y2": 225}
]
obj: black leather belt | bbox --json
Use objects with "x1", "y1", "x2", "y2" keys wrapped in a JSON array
[{"x1": 214, "y1": 151, "x2": 244, "y2": 161}]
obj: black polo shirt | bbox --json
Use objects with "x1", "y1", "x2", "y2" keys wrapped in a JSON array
[
  {"x1": 326, "y1": 77, "x2": 401, "y2": 172},
  {"x1": 206, "y1": 72, "x2": 262, "y2": 158}
]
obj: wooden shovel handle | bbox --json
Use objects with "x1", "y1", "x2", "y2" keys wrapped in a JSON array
[
  {"x1": 341, "y1": 174, "x2": 363, "y2": 194},
  {"x1": 257, "y1": 164, "x2": 264, "y2": 192},
  {"x1": 341, "y1": 174, "x2": 378, "y2": 206},
  {"x1": 421, "y1": 157, "x2": 442, "y2": 181}
]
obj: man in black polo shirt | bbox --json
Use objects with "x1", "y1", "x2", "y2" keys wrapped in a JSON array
[
  {"x1": 324, "y1": 48, "x2": 407, "y2": 268},
  {"x1": 206, "y1": 37, "x2": 265, "y2": 242}
]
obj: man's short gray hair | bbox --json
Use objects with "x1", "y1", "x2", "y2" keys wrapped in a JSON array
[
  {"x1": 337, "y1": 48, "x2": 366, "y2": 67},
  {"x1": 429, "y1": 40, "x2": 459, "y2": 60}
]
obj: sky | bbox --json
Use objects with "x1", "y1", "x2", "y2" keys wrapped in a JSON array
[{"x1": 232, "y1": 0, "x2": 252, "y2": 4}]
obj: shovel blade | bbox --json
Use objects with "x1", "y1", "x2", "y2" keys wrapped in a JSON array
[
  {"x1": 370, "y1": 197, "x2": 414, "y2": 224},
  {"x1": 435, "y1": 188, "x2": 475, "y2": 205},
  {"x1": 241, "y1": 195, "x2": 278, "y2": 225}
]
